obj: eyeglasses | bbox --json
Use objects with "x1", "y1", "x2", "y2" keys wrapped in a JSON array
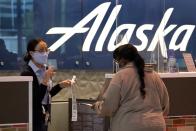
[{"x1": 34, "y1": 48, "x2": 50, "y2": 53}]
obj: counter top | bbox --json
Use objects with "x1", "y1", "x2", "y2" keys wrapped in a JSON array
[
  {"x1": 0, "y1": 76, "x2": 33, "y2": 82},
  {"x1": 105, "y1": 72, "x2": 196, "y2": 78}
]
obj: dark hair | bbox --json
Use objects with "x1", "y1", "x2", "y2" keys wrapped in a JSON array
[
  {"x1": 23, "y1": 38, "x2": 44, "y2": 63},
  {"x1": 113, "y1": 44, "x2": 146, "y2": 99}
]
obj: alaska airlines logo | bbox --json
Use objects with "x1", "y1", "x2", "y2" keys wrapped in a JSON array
[{"x1": 46, "y1": 2, "x2": 195, "y2": 58}]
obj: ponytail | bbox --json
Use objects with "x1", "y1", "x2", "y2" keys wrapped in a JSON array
[
  {"x1": 23, "y1": 52, "x2": 31, "y2": 63},
  {"x1": 113, "y1": 44, "x2": 146, "y2": 99},
  {"x1": 134, "y1": 54, "x2": 145, "y2": 99}
]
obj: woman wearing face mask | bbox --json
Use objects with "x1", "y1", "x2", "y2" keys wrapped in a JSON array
[
  {"x1": 94, "y1": 44, "x2": 169, "y2": 131},
  {"x1": 21, "y1": 38, "x2": 72, "y2": 131}
]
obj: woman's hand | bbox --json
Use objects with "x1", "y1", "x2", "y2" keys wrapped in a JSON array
[
  {"x1": 93, "y1": 101, "x2": 104, "y2": 115},
  {"x1": 59, "y1": 80, "x2": 72, "y2": 88},
  {"x1": 42, "y1": 67, "x2": 55, "y2": 86}
]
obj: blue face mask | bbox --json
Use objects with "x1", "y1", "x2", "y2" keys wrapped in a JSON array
[{"x1": 32, "y1": 52, "x2": 48, "y2": 65}]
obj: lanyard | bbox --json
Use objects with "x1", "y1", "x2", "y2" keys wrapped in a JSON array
[{"x1": 71, "y1": 76, "x2": 77, "y2": 121}]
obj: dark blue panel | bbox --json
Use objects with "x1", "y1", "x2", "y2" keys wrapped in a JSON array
[
  {"x1": 1, "y1": 0, "x2": 196, "y2": 70},
  {"x1": 34, "y1": 0, "x2": 196, "y2": 70}
]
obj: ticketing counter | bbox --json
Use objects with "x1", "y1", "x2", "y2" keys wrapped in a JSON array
[
  {"x1": 0, "y1": 76, "x2": 33, "y2": 131},
  {"x1": 50, "y1": 72, "x2": 196, "y2": 131},
  {"x1": 105, "y1": 72, "x2": 196, "y2": 116},
  {"x1": 104, "y1": 72, "x2": 196, "y2": 131}
]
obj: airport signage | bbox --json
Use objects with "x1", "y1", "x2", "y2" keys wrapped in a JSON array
[{"x1": 47, "y1": 2, "x2": 195, "y2": 57}]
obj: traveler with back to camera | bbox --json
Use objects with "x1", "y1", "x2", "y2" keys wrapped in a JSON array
[{"x1": 94, "y1": 44, "x2": 169, "y2": 131}]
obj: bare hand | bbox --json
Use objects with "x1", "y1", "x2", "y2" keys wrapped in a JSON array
[
  {"x1": 59, "y1": 80, "x2": 72, "y2": 88},
  {"x1": 94, "y1": 101, "x2": 104, "y2": 115},
  {"x1": 42, "y1": 67, "x2": 55, "y2": 85},
  {"x1": 91, "y1": 103, "x2": 96, "y2": 110}
]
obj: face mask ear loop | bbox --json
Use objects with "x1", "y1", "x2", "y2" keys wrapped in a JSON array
[{"x1": 115, "y1": 62, "x2": 119, "y2": 72}]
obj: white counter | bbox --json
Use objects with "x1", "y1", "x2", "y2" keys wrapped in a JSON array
[
  {"x1": 105, "y1": 72, "x2": 196, "y2": 116},
  {"x1": 0, "y1": 76, "x2": 33, "y2": 82},
  {"x1": 105, "y1": 72, "x2": 196, "y2": 79}
]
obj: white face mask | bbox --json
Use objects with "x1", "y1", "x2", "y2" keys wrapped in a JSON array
[{"x1": 32, "y1": 52, "x2": 48, "y2": 65}]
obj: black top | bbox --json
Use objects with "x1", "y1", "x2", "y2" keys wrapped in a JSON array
[{"x1": 20, "y1": 64, "x2": 62, "y2": 131}]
